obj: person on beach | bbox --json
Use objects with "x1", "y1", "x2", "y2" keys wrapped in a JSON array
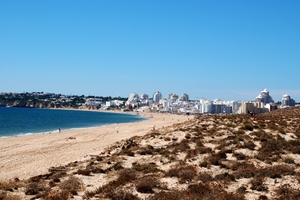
[{"x1": 59, "y1": 128, "x2": 61, "y2": 133}]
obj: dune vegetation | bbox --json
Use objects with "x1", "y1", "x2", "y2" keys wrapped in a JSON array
[{"x1": 1, "y1": 106, "x2": 300, "y2": 200}]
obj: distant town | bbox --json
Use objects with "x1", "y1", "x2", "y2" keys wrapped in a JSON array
[{"x1": 0, "y1": 89, "x2": 299, "y2": 115}]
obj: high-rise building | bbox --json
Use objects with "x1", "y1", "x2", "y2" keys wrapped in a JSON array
[
  {"x1": 255, "y1": 89, "x2": 274, "y2": 105},
  {"x1": 180, "y1": 93, "x2": 189, "y2": 102},
  {"x1": 200, "y1": 98, "x2": 213, "y2": 113},
  {"x1": 282, "y1": 94, "x2": 296, "y2": 107},
  {"x1": 125, "y1": 93, "x2": 139, "y2": 106},
  {"x1": 140, "y1": 94, "x2": 149, "y2": 100},
  {"x1": 239, "y1": 102, "x2": 255, "y2": 114},
  {"x1": 153, "y1": 91, "x2": 162, "y2": 103}
]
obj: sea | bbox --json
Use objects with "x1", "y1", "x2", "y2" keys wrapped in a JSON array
[{"x1": 0, "y1": 107, "x2": 146, "y2": 138}]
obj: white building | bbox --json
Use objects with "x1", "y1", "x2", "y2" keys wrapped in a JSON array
[
  {"x1": 85, "y1": 98, "x2": 102, "y2": 106},
  {"x1": 125, "y1": 93, "x2": 139, "y2": 106},
  {"x1": 140, "y1": 94, "x2": 149, "y2": 100},
  {"x1": 256, "y1": 89, "x2": 274, "y2": 105},
  {"x1": 281, "y1": 94, "x2": 296, "y2": 107},
  {"x1": 200, "y1": 98, "x2": 214, "y2": 113},
  {"x1": 168, "y1": 93, "x2": 179, "y2": 104},
  {"x1": 140, "y1": 94, "x2": 150, "y2": 105},
  {"x1": 153, "y1": 91, "x2": 162, "y2": 103},
  {"x1": 106, "y1": 101, "x2": 114, "y2": 107},
  {"x1": 180, "y1": 93, "x2": 189, "y2": 102},
  {"x1": 238, "y1": 102, "x2": 255, "y2": 114}
]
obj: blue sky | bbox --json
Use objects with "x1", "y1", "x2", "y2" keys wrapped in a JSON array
[{"x1": 1, "y1": 0, "x2": 299, "y2": 102}]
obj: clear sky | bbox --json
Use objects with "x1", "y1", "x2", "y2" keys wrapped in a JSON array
[{"x1": 1, "y1": 0, "x2": 299, "y2": 102}]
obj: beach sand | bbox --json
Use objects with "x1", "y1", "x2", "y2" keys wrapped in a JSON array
[{"x1": 0, "y1": 112, "x2": 189, "y2": 181}]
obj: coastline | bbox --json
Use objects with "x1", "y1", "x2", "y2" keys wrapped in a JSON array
[
  {"x1": 0, "y1": 107, "x2": 146, "y2": 139},
  {"x1": 0, "y1": 112, "x2": 189, "y2": 181}
]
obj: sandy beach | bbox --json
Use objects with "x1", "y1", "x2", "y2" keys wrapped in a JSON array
[{"x1": 0, "y1": 112, "x2": 189, "y2": 181}]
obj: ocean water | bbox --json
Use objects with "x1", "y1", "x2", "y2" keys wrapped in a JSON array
[{"x1": 0, "y1": 107, "x2": 146, "y2": 138}]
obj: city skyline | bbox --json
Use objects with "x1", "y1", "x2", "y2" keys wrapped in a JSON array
[
  {"x1": 1, "y1": 88, "x2": 298, "y2": 104},
  {"x1": 1, "y1": 1, "x2": 299, "y2": 101}
]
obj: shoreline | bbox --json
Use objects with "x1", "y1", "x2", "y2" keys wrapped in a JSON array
[
  {"x1": 0, "y1": 107, "x2": 147, "y2": 139},
  {"x1": 0, "y1": 112, "x2": 189, "y2": 181}
]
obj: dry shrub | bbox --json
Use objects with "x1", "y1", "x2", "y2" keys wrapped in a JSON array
[
  {"x1": 85, "y1": 168, "x2": 137, "y2": 198},
  {"x1": 187, "y1": 182, "x2": 212, "y2": 196},
  {"x1": 0, "y1": 193, "x2": 22, "y2": 200},
  {"x1": 233, "y1": 152, "x2": 247, "y2": 160},
  {"x1": 149, "y1": 190, "x2": 184, "y2": 200},
  {"x1": 105, "y1": 161, "x2": 124, "y2": 172},
  {"x1": 0, "y1": 179, "x2": 25, "y2": 191},
  {"x1": 117, "y1": 168, "x2": 137, "y2": 184},
  {"x1": 122, "y1": 149, "x2": 135, "y2": 156},
  {"x1": 158, "y1": 148, "x2": 172, "y2": 158},
  {"x1": 51, "y1": 171, "x2": 67, "y2": 182},
  {"x1": 232, "y1": 162, "x2": 256, "y2": 179},
  {"x1": 214, "y1": 172, "x2": 236, "y2": 183},
  {"x1": 59, "y1": 176, "x2": 83, "y2": 195},
  {"x1": 287, "y1": 140, "x2": 300, "y2": 154},
  {"x1": 278, "y1": 128, "x2": 286, "y2": 134},
  {"x1": 138, "y1": 145, "x2": 154, "y2": 155},
  {"x1": 257, "y1": 165, "x2": 295, "y2": 179},
  {"x1": 112, "y1": 161, "x2": 124, "y2": 171},
  {"x1": 185, "y1": 133, "x2": 191, "y2": 139},
  {"x1": 132, "y1": 163, "x2": 161, "y2": 174},
  {"x1": 166, "y1": 165, "x2": 197, "y2": 183},
  {"x1": 150, "y1": 131, "x2": 161, "y2": 137},
  {"x1": 199, "y1": 161, "x2": 209, "y2": 168},
  {"x1": 258, "y1": 195, "x2": 269, "y2": 200},
  {"x1": 283, "y1": 157, "x2": 295, "y2": 164},
  {"x1": 236, "y1": 186, "x2": 247, "y2": 194},
  {"x1": 135, "y1": 176, "x2": 160, "y2": 194},
  {"x1": 106, "y1": 189, "x2": 140, "y2": 200},
  {"x1": 197, "y1": 146, "x2": 212, "y2": 154},
  {"x1": 28, "y1": 175, "x2": 44, "y2": 183},
  {"x1": 251, "y1": 131, "x2": 272, "y2": 141},
  {"x1": 240, "y1": 140, "x2": 256, "y2": 150},
  {"x1": 207, "y1": 127, "x2": 216, "y2": 135},
  {"x1": 243, "y1": 124, "x2": 254, "y2": 131},
  {"x1": 198, "y1": 172, "x2": 213, "y2": 183},
  {"x1": 268, "y1": 123, "x2": 279, "y2": 131},
  {"x1": 196, "y1": 139, "x2": 204, "y2": 147},
  {"x1": 187, "y1": 182, "x2": 245, "y2": 200},
  {"x1": 207, "y1": 150, "x2": 227, "y2": 165},
  {"x1": 275, "y1": 184, "x2": 300, "y2": 199},
  {"x1": 49, "y1": 181, "x2": 56, "y2": 188},
  {"x1": 44, "y1": 190, "x2": 70, "y2": 200},
  {"x1": 172, "y1": 139, "x2": 190, "y2": 153},
  {"x1": 89, "y1": 166, "x2": 106, "y2": 174},
  {"x1": 25, "y1": 181, "x2": 47, "y2": 195},
  {"x1": 256, "y1": 138, "x2": 285, "y2": 162},
  {"x1": 250, "y1": 177, "x2": 268, "y2": 192},
  {"x1": 234, "y1": 129, "x2": 246, "y2": 135},
  {"x1": 77, "y1": 168, "x2": 91, "y2": 176},
  {"x1": 185, "y1": 149, "x2": 198, "y2": 159}
]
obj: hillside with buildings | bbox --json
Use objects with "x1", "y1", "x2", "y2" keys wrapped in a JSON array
[
  {"x1": 0, "y1": 89, "x2": 298, "y2": 114},
  {"x1": 126, "y1": 89, "x2": 298, "y2": 115},
  {"x1": 0, "y1": 92, "x2": 126, "y2": 110}
]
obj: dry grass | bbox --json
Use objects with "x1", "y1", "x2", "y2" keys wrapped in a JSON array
[
  {"x1": 166, "y1": 164, "x2": 197, "y2": 183},
  {"x1": 2, "y1": 106, "x2": 300, "y2": 199}
]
